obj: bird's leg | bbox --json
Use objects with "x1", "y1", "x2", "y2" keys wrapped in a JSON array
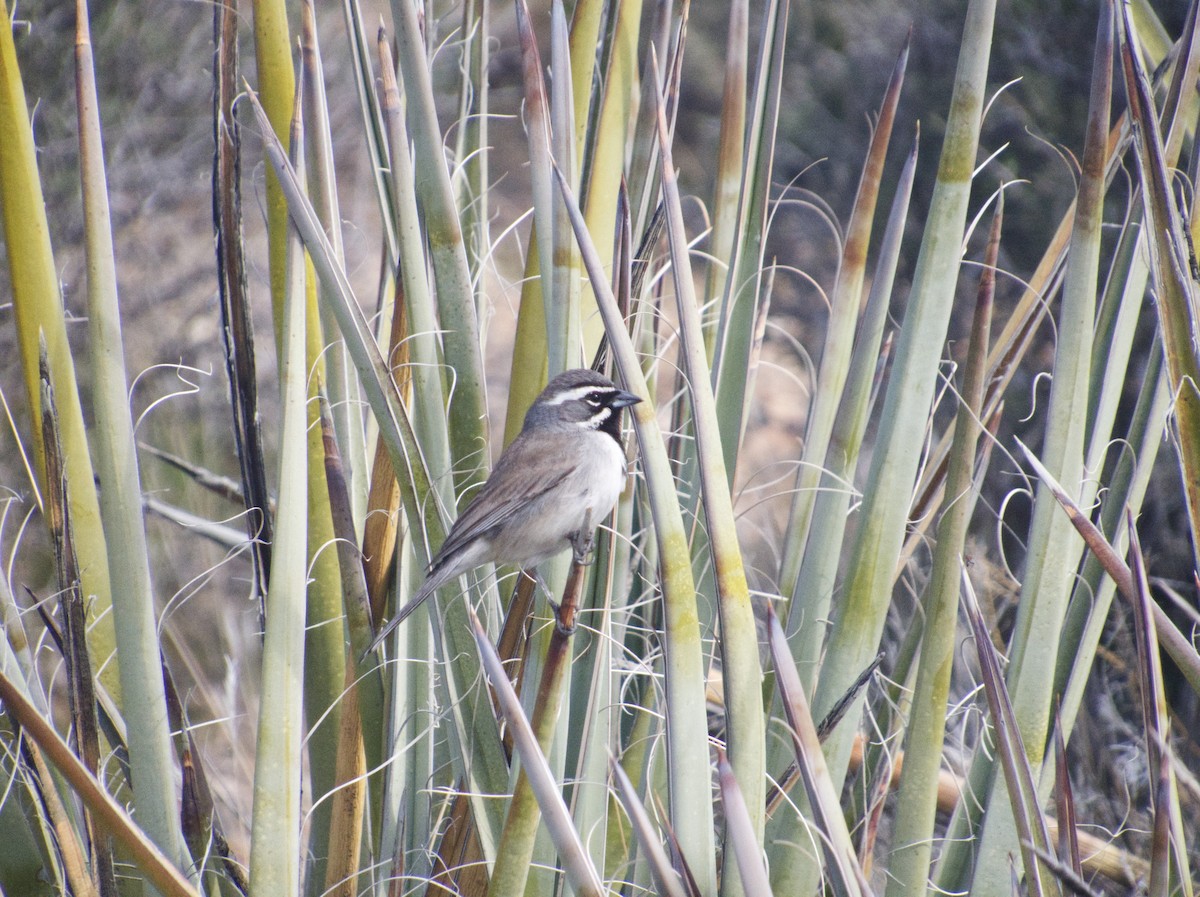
[
  {"x1": 530, "y1": 569, "x2": 560, "y2": 615},
  {"x1": 570, "y1": 511, "x2": 596, "y2": 565}
]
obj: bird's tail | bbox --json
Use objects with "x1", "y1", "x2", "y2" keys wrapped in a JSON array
[{"x1": 361, "y1": 564, "x2": 452, "y2": 656}]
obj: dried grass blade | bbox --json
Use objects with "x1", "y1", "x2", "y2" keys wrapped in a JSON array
[
  {"x1": 717, "y1": 749, "x2": 774, "y2": 897},
  {"x1": 466, "y1": 607, "x2": 605, "y2": 897},
  {"x1": 1015, "y1": 441, "x2": 1200, "y2": 696},
  {"x1": 1116, "y1": 0, "x2": 1200, "y2": 569},
  {"x1": 214, "y1": 0, "x2": 272, "y2": 606},
  {"x1": 1128, "y1": 519, "x2": 1193, "y2": 894},
  {"x1": 0, "y1": 670, "x2": 200, "y2": 897},
  {"x1": 765, "y1": 604, "x2": 869, "y2": 897},
  {"x1": 610, "y1": 758, "x2": 690, "y2": 897},
  {"x1": 960, "y1": 573, "x2": 1058, "y2": 897},
  {"x1": 1051, "y1": 716, "x2": 1080, "y2": 876}
]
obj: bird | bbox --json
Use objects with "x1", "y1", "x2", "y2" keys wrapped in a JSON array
[{"x1": 365, "y1": 368, "x2": 641, "y2": 652}]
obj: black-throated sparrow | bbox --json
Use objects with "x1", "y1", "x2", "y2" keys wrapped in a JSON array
[{"x1": 366, "y1": 368, "x2": 641, "y2": 652}]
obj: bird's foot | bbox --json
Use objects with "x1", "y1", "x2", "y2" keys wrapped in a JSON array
[
  {"x1": 570, "y1": 529, "x2": 595, "y2": 566},
  {"x1": 554, "y1": 612, "x2": 577, "y2": 637},
  {"x1": 531, "y1": 570, "x2": 576, "y2": 636}
]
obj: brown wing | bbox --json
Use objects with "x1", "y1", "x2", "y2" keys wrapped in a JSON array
[{"x1": 431, "y1": 429, "x2": 573, "y2": 567}]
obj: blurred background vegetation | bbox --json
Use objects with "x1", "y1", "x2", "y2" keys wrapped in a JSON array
[{"x1": 2, "y1": 0, "x2": 1199, "y2": 895}]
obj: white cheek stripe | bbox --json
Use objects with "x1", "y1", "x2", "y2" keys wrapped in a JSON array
[
  {"x1": 544, "y1": 384, "x2": 615, "y2": 406},
  {"x1": 587, "y1": 407, "x2": 613, "y2": 429}
]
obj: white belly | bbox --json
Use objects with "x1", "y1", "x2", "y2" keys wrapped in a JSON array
[{"x1": 491, "y1": 433, "x2": 628, "y2": 568}]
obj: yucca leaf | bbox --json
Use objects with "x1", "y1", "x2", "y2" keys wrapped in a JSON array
[
  {"x1": 805, "y1": 0, "x2": 995, "y2": 800},
  {"x1": 711, "y1": 0, "x2": 788, "y2": 477},
  {"x1": 716, "y1": 750, "x2": 773, "y2": 897},
  {"x1": 765, "y1": 605, "x2": 868, "y2": 897},
  {"x1": 610, "y1": 758, "x2": 690, "y2": 897},
  {"x1": 556, "y1": 165, "x2": 717, "y2": 897},
  {"x1": 75, "y1": 0, "x2": 188, "y2": 872},
  {"x1": 468, "y1": 607, "x2": 605, "y2": 897},
  {"x1": 960, "y1": 574, "x2": 1059, "y2": 897},
  {"x1": 777, "y1": 38, "x2": 908, "y2": 600},
  {"x1": 884, "y1": 195, "x2": 998, "y2": 897},
  {"x1": 0, "y1": 0, "x2": 117, "y2": 701},
  {"x1": 0, "y1": 671, "x2": 200, "y2": 897},
  {"x1": 245, "y1": 86, "x2": 510, "y2": 869},
  {"x1": 650, "y1": 65, "x2": 763, "y2": 892},
  {"x1": 387, "y1": 0, "x2": 488, "y2": 488},
  {"x1": 247, "y1": 86, "x2": 310, "y2": 897}
]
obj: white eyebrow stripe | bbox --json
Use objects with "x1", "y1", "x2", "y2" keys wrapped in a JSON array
[{"x1": 544, "y1": 384, "x2": 615, "y2": 405}]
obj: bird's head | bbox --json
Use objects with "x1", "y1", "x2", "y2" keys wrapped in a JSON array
[{"x1": 524, "y1": 368, "x2": 642, "y2": 440}]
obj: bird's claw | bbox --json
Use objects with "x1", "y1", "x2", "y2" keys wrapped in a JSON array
[
  {"x1": 554, "y1": 613, "x2": 577, "y2": 637},
  {"x1": 570, "y1": 529, "x2": 595, "y2": 566}
]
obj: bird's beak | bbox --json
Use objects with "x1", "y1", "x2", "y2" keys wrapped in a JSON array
[{"x1": 610, "y1": 390, "x2": 642, "y2": 409}]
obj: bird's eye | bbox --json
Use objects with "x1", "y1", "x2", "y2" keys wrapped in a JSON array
[{"x1": 585, "y1": 392, "x2": 605, "y2": 407}]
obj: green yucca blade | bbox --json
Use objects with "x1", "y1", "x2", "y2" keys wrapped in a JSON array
[
  {"x1": 387, "y1": 0, "x2": 488, "y2": 492},
  {"x1": 453, "y1": 0, "x2": 490, "y2": 295},
  {"x1": 577, "y1": 0, "x2": 642, "y2": 358},
  {"x1": 650, "y1": 69, "x2": 764, "y2": 892},
  {"x1": 1119, "y1": 2, "x2": 1200, "y2": 572},
  {"x1": 556, "y1": 167, "x2": 718, "y2": 897},
  {"x1": 302, "y1": 0, "x2": 368, "y2": 530},
  {"x1": 468, "y1": 607, "x2": 605, "y2": 897},
  {"x1": 246, "y1": 89, "x2": 511, "y2": 867},
  {"x1": 807, "y1": 0, "x2": 994, "y2": 773},
  {"x1": 884, "y1": 196, "x2": 998, "y2": 897},
  {"x1": 248, "y1": 94, "x2": 310, "y2": 897},
  {"x1": 703, "y1": 0, "x2": 748, "y2": 355},
  {"x1": 774, "y1": 0, "x2": 996, "y2": 893},
  {"x1": 954, "y1": 8, "x2": 1110, "y2": 894},
  {"x1": 0, "y1": 0, "x2": 117, "y2": 701},
  {"x1": 569, "y1": 0, "x2": 605, "y2": 169},
  {"x1": 249, "y1": 0, "x2": 295, "y2": 339},
  {"x1": 75, "y1": 0, "x2": 189, "y2": 873},
  {"x1": 516, "y1": 0, "x2": 569, "y2": 377},
  {"x1": 340, "y1": 0, "x2": 397, "y2": 263},
  {"x1": 550, "y1": 0, "x2": 583, "y2": 375},
  {"x1": 375, "y1": 33, "x2": 455, "y2": 511},
  {"x1": 777, "y1": 40, "x2": 908, "y2": 601},
  {"x1": 711, "y1": 0, "x2": 788, "y2": 479},
  {"x1": 779, "y1": 133, "x2": 917, "y2": 707}
]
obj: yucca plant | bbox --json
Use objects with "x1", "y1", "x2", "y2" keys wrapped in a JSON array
[{"x1": 1, "y1": 0, "x2": 1198, "y2": 895}]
